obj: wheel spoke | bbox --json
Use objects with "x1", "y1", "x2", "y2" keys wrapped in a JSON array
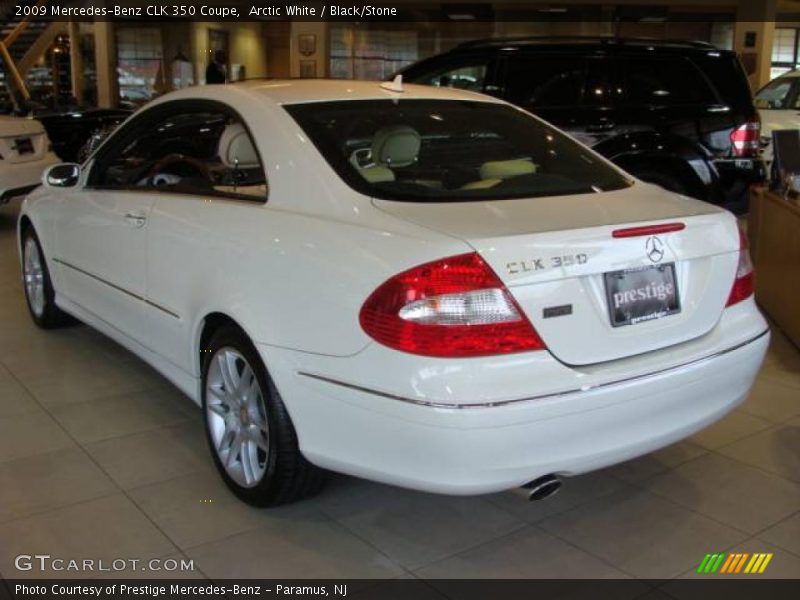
[
  {"x1": 235, "y1": 364, "x2": 254, "y2": 400},
  {"x1": 225, "y1": 429, "x2": 245, "y2": 469},
  {"x1": 207, "y1": 400, "x2": 228, "y2": 417},
  {"x1": 240, "y1": 440, "x2": 257, "y2": 484},
  {"x1": 207, "y1": 385, "x2": 228, "y2": 405},
  {"x1": 217, "y1": 426, "x2": 235, "y2": 453},
  {"x1": 217, "y1": 353, "x2": 239, "y2": 397},
  {"x1": 251, "y1": 429, "x2": 269, "y2": 453}
]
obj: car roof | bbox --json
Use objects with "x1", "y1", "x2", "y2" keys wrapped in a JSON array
[
  {"x1": 454, "y1": 36, "x2": 725, "y2": 53},
  {"x1": 163, "y1": 79, "x2": 503, "y2": 106}
]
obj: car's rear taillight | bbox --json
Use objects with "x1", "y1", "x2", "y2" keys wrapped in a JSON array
[
  {"x1": 730, "y1": 119, "x2": 761, "y2": 158},
  {"x1": 359, "y1": 252, "x2": 546, "y2": 357},
  {"x1": 725, "y1": 227, "x2": 754, "y2": 307}
]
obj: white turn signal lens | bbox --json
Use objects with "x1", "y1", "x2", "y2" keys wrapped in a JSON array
[{"x1": 398, "y1": 288, "x2": 521, "y2": 326}]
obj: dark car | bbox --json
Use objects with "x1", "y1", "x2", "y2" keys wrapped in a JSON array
[
  {"x1": 398, "y1": 37, "x2": 764, "y2": 212},
  {"x1": 34, "y1": 108, "x2": 131, "y2": 163}
]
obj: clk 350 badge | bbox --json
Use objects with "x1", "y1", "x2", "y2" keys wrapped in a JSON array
[{"x1": 506, "y1": 254, "x2": 589, "y2": 274}]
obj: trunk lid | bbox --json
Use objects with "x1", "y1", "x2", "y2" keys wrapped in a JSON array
[
  {"x1": 374, "y1": 183, "x2": 740, "y2": 365},
  {"x1": 0, "y1": 116, "x2": 49, "y2": 164}
]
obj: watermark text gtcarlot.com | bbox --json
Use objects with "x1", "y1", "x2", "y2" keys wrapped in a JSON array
[{"x1": 14, "y1": 554, "x2": 195, "y2": 573}]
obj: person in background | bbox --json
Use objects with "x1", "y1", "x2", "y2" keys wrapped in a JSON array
[{"x1": 205, "y1": 50, "x2": 227, "y2": 84}]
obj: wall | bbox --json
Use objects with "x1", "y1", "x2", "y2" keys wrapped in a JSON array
[{"x1": 289, "y1": 21, "x2": 328, "y2": 77}]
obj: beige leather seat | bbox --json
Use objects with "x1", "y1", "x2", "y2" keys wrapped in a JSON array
[
  {"x1": 218, "y1": 123, "x2": 260, "y2": 168},
  {"x1": 215, "y1": 123, "x2": 267, "y2": 196},
  {"x1": 355, "y1": 125, "x2": 421, "y2": 184},
  {"x1": 461, "y1": 158, "x2": 538, "y2": 190}
]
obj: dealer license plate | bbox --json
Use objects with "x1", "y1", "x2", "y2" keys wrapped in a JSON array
[{"x1": 604, "y1": 263, "x2": 680, "y2": 327}]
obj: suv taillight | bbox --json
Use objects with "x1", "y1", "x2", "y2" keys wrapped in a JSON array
[
  {"x1": 359, "y1": 252, "x2": 546, "y2": 357},
  {"x1": 730, "y1": 119, "x2": 761, "y2": 158},
  {"x1": 725, "y1": 227, "x2": 754, "y2": 307}
]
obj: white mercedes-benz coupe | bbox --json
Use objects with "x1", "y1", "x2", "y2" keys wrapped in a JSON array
[
  {"x1": 18, "y1": 80, "x2": 769, "y2": 506},
  {"x1": 1, "y1": 115, "x2": 58, "y2": 204}
]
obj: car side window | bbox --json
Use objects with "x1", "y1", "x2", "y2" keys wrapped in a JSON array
[
  {"x1": 503, "y1": 55, "x2": 588, "y2": 107},
  {"x1": 89, "y1": 106, "x2": 268, "y2": 201},
  {"x1": 755, "y1": 78, "x2": 795, "y2": 109},
  {"x1": 422, "y1": 62, "x2": 488, "y2": 93},
  {"x1": 618, "y1": 57, "x2": 718, "y2": 106}
]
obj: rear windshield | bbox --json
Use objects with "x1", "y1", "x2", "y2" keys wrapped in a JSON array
[
  {"x1": 690, "y1": 53, "x2": 754, "y2": 111},
  {"x1": 285, "y1": 100, "x2": 631, "y2": 202}
]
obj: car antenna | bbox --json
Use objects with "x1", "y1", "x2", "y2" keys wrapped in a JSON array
[{"x1": 380, "y1": 74, "x2": 404, "y2": 93}]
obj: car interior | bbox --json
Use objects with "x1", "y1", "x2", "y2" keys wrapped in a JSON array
[
  {"x1": 96, "y1": 111, "x2": 268, "y2": 200},
  {"x1": 290, "y1": 100, "x2": 630, "y2": 201}
]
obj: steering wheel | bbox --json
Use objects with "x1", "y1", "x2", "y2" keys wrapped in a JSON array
[{"x1": 145, "y1": 154, "x2": 211, "y2": 186}]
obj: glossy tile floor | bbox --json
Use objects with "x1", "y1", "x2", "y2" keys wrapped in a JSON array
[{"x1": 1, "y1": 197, "x2": 799, "y2": 581}]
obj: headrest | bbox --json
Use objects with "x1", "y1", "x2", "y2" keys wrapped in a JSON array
[
  {"x1": 218, "y1": 123, "x2": 259, "y2": 168},
  {"x1": 480, "y1": 159, "x2": 537, "y2": 181},
  {"x1": 371, "y1": 125, "x2": 420, "y2": 168}
]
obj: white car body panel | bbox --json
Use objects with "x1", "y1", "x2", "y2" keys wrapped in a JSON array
[
  {"x1": 18, "y1": 80, "x2": 769, "y2": 495},
  {"x1": 756, "y1": 71, "x2": 800, "y2": 164},
  {"x1": 0, "y1": 116, "x2": 59, "y2": 202},
  {"x1": 54, "y1": 189, "x2": 155, "y2": 346}
]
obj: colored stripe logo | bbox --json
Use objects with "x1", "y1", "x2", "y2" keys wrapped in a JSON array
[{"x1": 697, "y1": 552, "x2": 773, "y2": 574}]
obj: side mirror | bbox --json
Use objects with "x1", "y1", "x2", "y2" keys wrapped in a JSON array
[{"x1": 43, "y1": 163, "x2": 81, "y2": 188}]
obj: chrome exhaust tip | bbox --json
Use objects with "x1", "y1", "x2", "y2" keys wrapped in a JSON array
[{"x1": 515, "y1": 474, "x2": 562, "y2": 501}]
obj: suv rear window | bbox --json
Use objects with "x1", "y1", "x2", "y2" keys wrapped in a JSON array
[
  {"x1": 504, "y1": 54, "x2": 588, "y2": 106},
  {"x1": 618, "y1": 56, "x2": 718, "y2": 106},
  {"x1": 286, "y1": 99, "x2": 631, "y2": 202},
  {"x1": 683, "y1": 53, "x2": 752, "y2": 110}
]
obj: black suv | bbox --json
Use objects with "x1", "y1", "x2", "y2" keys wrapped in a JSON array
[{"x1": 398, "y1": 37, "x2": 764, "y2": 211}]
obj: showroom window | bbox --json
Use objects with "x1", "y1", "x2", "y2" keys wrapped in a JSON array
[
  {"x1": 116, "y1": 27, "x2": 164, "y2": 105},
  {"x1": 330, "y1": 25, "x2": 418, "y2": 80},
  {"x1": 90, "y1": 106, "x2": 268, "y2": 201},
  {"x1": 771, "y1": 28, "x2": 800, "y2": 80}
]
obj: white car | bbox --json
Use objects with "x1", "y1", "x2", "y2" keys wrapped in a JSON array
[
  {"x1": 0, "y1": 115, "x2": 59, "y2": 204},
  {"x1": 755, "y1": 70, "x2": 800, "y2": 164},
  {"x1": 18, "y1": 80, "x2": 769, "y2": 506}
]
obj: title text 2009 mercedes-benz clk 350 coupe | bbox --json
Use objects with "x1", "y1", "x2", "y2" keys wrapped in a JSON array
[{"x1": 18, "y1": 80, "x2": 768, "y2": 506}]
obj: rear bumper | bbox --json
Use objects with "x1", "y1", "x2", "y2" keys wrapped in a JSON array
[
  {"x1": 0, "y1": 153, "x2": 58, "y2": 204},
  {"x1": 259, "y1": 304, "x2": 769, "y2": 495}
]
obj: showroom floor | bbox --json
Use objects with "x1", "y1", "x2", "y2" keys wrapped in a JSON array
[{"x1": 0, "y1": 197, "x2": 799, "y2": 582}]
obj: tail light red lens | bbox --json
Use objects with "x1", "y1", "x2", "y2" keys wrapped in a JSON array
[
  {"x1": 725, "y1": 227, "x2": 754, "y2": 307},
  {"x1": 730, "y1": 120, "x2": 761, "y2": 158},
  {"x1": 359, "y1": 252, "x2": 546, "y2": 357}
]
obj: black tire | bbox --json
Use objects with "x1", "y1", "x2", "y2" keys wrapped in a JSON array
[
  {"x1": 633, "y1": 169, "x2": 689, "y2": 196},
  {"x1": 201, "y1": 326, "x2": 325, "y2": 506},
  {"x1": 21, "y1": 228, "x2": 72, "y2": 329}
]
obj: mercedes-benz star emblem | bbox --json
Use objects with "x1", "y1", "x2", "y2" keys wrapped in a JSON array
[{"x1": 646, "y1": 236, "x2": 665, "y2": 263}]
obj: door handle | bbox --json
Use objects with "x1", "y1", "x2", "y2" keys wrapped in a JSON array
[{"x1": 124, "y1": 212, "x2": 147, "y2": 228}]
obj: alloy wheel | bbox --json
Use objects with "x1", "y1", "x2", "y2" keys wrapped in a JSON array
[
  {"x1": 23, "y1": 237, "x2": 45, "y2": 317},
  {"x1": 205, "y1": 347, "x2": 270, "y2": 488}
]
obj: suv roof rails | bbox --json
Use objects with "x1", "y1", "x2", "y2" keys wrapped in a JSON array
[{"x1": 456, "y1": 36, "x2": 718, "y2": 51}]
